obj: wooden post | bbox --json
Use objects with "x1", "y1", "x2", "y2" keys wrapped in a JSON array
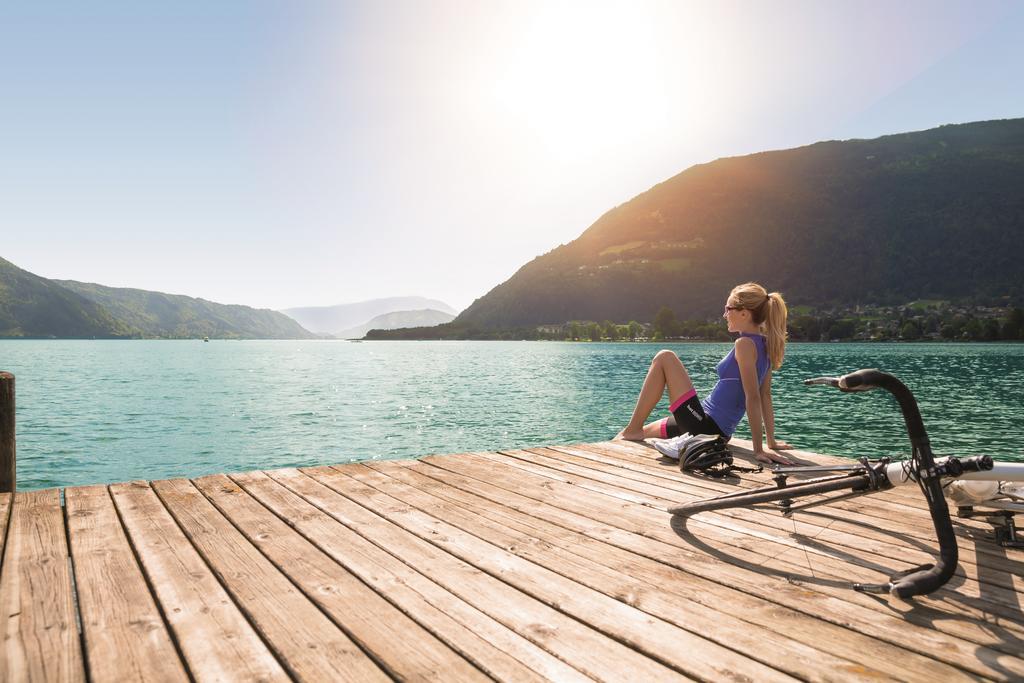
[{"x1": 0, "y1": 372, "x2": 14, "y2": 493}]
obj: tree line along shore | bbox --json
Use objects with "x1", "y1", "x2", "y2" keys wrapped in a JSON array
[{"x1": 366, "y1": 302, "x2": 1024, "y2": 342}]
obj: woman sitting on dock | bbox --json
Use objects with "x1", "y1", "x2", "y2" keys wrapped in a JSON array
[{"x1": 615, "y1": 282, "x2": 795, "y2": 465}]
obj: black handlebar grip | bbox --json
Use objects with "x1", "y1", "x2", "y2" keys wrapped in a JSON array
[
  {"x1": 838, "y1": 368, "x2": 885, "y2": 391},
  {"x1": 958, "y1": 455, "x2": 994, "y2": 473}
]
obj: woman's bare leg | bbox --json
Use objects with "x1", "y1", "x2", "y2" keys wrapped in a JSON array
[{"x1": 615, "y1": 350, "x2": 695, "y2": 440}]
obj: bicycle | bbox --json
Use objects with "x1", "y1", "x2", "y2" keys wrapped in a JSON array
[{"x1": 667, "y1": 368, "x2": 1024, "y2": 598}]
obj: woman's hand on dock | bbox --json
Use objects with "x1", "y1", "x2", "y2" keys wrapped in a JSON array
[{"x1": 754, "y1": 449, "x2": 795, "y2": 466}]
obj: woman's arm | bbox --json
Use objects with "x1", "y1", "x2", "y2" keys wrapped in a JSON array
[
  {"x1": 760, "y1": 371, "x2": 776, "y2": 445},
  {"x1": 737, "y1": 340, "x2": 792, "y2": 464},
  {"x1": 735, "y1": 339, "x2": 765, "y2": 452},
  {"x1": 759, "y1": 371, "x2": 793, "y2": 450}
]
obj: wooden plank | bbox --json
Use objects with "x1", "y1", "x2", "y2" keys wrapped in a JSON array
[
  {"x1": 535, "y1": 445, "x2": 1024, "y2": 590},
  {"x1": 229, "y1": 470, "x2": 587, "y2": 683},
  {"x1": 109, "y1": 480, "x2": 290, "y2": 682},
  {"x1": 501, "y1": 447, "x2": 1024, "y2": 652},
  {"x1": 494, "y1": 446, "x2": 1024, "y2": 627},
  {"x1": 419, "y1": 451, "x2": 1024, "y2": 679},
  {"x1": 582, "y1": 441, "x2": 1013, "y2": 550},
  {"x1": 0, "y1": 489, "x2": 84, "y2": 682},
  {"x1": 65, "y1": 485, "x2": 188, "y2": 682},
  {"x1": 607, "y1": 437, "x2": 1009, "y2": 540},
  {"x1": 357, "y1": 460, "x2": 951, "y2": 682},
  {"x1": 270, "y1": 466, "x2": 691, "y2": 683},
  {"x1": 415, "y1": 454, "x2": 1024, "y2": 667},
  {"x1": 484, "y1": 447, "x2": 1024, "y2": 618},
  {"x1": 192, "y1": 472, "x2": 488, "y2": 682},
  {"x1": 150, "y1": 478, "x2": 390, "y2": 683},
  {"x1": 562, "y1": 444, "x2": 1024, "y2": 620},
  {"x1": 373, "y1": 459, "x2": 978, "y2": 682},
  {"x1": 314, "y1": 464, "x2": 797, "y2": 683}
]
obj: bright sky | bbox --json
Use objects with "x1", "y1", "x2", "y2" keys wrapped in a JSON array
[{"x1": 2, "y1": 0, "x2": 1022, "y2": 312}]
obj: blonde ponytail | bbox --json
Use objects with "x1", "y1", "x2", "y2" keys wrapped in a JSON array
[
  {"x1": 728, "y1": 283, "x2": 788, "y2": 370},
  {"x1": 763, "y1": 292, "x2": 788, "y2": 370}
]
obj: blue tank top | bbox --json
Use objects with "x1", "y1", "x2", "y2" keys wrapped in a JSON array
[{"x1": 701, "y1": 333, "x2": 770, "y2": 437}]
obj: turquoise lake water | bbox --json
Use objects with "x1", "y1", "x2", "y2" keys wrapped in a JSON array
[{"x1": 1, "y1": 340, "x2": 1022, "y2": 490}]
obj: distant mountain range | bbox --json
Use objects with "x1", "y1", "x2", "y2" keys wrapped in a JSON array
[
  {"x1": 334, "y1": 309, "x2": 456, "y2": 339},
  {"x1": 56, "y1": 280, "x2": 314, "y2": 339},
  {"x1": 280, "y1": 297, "x2": 458, "y2": 336},
  {"x1": 0, "y1": 256, "x2": 459, "y2": 340},
  {"x1": 444, "y1": 117, "x2": 1024, "y2": 329},
  {"x1": 0, "y1": 257, "x2": 313, "y2": 339}
]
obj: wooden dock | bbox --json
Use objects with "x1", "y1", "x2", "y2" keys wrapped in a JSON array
[{"x1": 1, "y1": 439, "x2": 1022, "y2": 682}]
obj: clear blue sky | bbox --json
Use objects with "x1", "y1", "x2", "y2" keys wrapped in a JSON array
[{"x1": 2, "y1": 0, "x2": 1022, "y2": 312}]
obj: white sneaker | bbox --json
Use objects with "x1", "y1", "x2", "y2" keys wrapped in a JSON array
[{"x1": 652, "y1": 432, "x2": 703, "y2": 460}]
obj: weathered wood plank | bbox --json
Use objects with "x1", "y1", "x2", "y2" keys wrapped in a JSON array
[
  {"x1": 419, "y1": 451, "x2": 1024, "y2": 679},
  {"x1": 499, "y1": 446, "x2": 1024, "y2": 626},
  {"x1": 483, "y1": 447, "x2": 1024, "y2": 621},
  {"x1": 0, "y1": 489, "x2": 84, "y2": 682},
  {"x1": 603, "y1": 438, "x2": 1009, "y2": 543},
  {"x1": 581, "y1": 441, "x2": 1015, "y2": 551},
  {"x1": 395, "y1": 456, "x2": 1011, "y2": 679},
  {"x1": 532, "y1": 444, "x2": 1024, "y2": 591},
  {"x1": 374, "y1": 458, "x2": 978, "y2": 682},
  {"x1": 271, "y1": 466, "x2": 690, "y2": 683},
  {"x1": 230, "y1": 469, "x2": 587, "y2": 683},
  {"x1": 150, "y1": 478, "x2": 390, "y2": 683},
  {"x1": 65, "y1": 485, "x2": 188, "y2": 682},
  {"x1": 192, "y1": 472, "x2": 488, "y2": 682},
  {"x1": 568, "y1": 444, "x2": 1024, "y2": 619},
  {"x1": 358, "y1": 460, "x2": 944, "y2": 682},
  {"x1": 317, "y1": 463, "x2": 797, "y2": 683},
  {"x1": 109, "y1": 480, "x2": 290, "y2": 682},
  {"x1": 6, "y1": 438, "x2": 1022, "y2": 683}
]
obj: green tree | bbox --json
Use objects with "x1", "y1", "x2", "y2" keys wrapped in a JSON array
[
  {"x1": 825, "y1": 319, "x2": 855, "y2": 340},
  {"x1": 568, "y1": 321, "x2": 582, "y2": 341},
  {"x1": 628, "y1": 320, "x2": 642, "y2": 340},
  {"x1": 588, "y1": 322, "x2": 602, "y2": 341},
  {"x1": 963, "y1": 318, "x2": 983, "y2": 340},
  {"x1": 899, "y1": 320, "x2": 921, "y2": 340},
  {"x1": 790, "y1": 315, "x2": 823, "y2": 341},
  {"x1": 653, "y1": 307, "x2": 678, "y2": 339},
  {"x1": 983, "y1": 318, "x2": 1000, "y2": 341},
  {"x1": 602, "y1": 320, "x2": 619, "y2": 340},
  {"x1": 1002, "y1": 307, "x2": 1023, "y2": 340}
]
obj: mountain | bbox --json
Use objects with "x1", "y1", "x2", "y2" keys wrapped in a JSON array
[
  {"x1": 56, "y1": 280, "x2": 315, "y2": 339},
  {"x1": 336, "y1": 308, "x2": 456, "y2": 339},
  {"x1": 0, "y1": 257, "x2": 135, "y2": 338},
  {"x1": 454, "y1": 118, "x2": 1024, "y2": 328},
  {"x1": 281, "y1": 297, "x2": 458, "y2": 335}
]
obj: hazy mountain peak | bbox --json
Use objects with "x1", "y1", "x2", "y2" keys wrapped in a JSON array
[{"x1": 280, "y1": 296, "x2": 457, "y2": 335}]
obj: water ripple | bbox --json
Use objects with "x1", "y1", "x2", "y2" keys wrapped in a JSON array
[{"x1": 1, "y1": 339, "x2": 1022, "y2": 490}]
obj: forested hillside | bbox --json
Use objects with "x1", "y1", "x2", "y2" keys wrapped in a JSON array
[
  {"x1": 57, "y1": 280, "x2": 315, "y2": 339},
  {"x1": 0, "y1": 256, "x2": 315, "y2": 338},
  {"x1": 0, "y1": 258, "x2": 134, "y2": 338},
  {"x1": 455, "y1": 118, "x2": 1024, "y2": 328}
]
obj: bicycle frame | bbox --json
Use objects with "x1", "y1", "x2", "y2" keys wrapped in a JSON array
[{"x1": 671, "y1": 368, "x2": 1023, "y2": 593}]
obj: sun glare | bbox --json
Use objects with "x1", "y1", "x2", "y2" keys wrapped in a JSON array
[{"x1": 489, "y1": 3, "x2": 673, "y2": 164}]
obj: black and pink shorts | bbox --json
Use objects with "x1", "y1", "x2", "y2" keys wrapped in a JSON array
[{"x1": 658, "y1": 389, "x2": 725, "y2": 439}]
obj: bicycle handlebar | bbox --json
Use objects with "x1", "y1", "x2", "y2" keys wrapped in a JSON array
[{"x1": 804, "y1": 368, "x2": 958, "y2": 598}]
